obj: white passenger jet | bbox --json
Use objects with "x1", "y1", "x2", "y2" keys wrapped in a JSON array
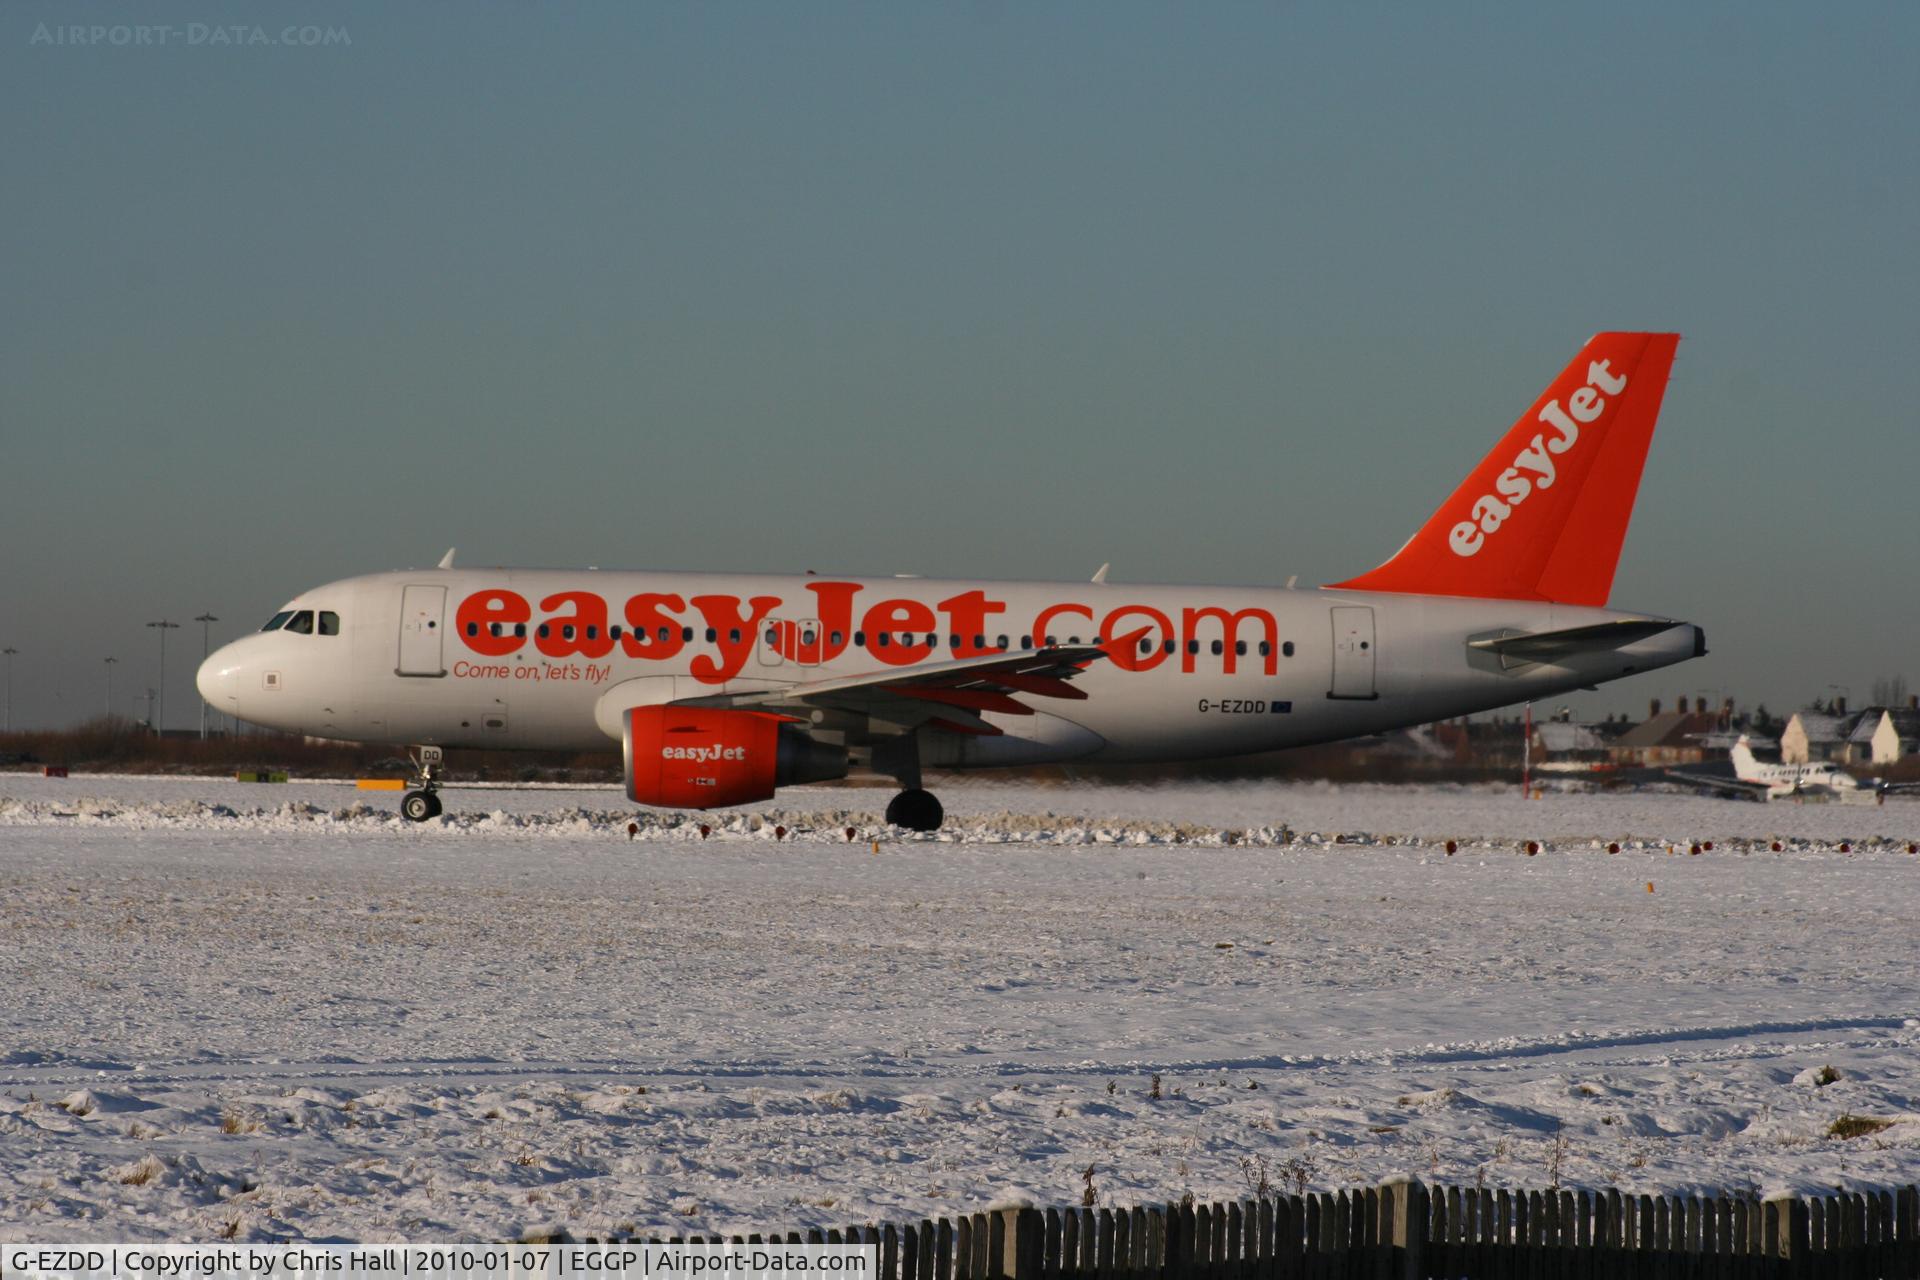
[{"x1": 199, "y1": 332, "x2": 1703, "y2": 829}]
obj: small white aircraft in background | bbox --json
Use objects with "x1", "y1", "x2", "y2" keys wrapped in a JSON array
[
  {"x1": 201, "y1": 332, "x2": 1705, "y2": 828},
  {"x1": 1667, "y1": 735, "x2": 1860, "y2": 801}
]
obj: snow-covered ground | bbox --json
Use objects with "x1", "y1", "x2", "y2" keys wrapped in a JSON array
[{"x1": 1, "y1": 773, "x2": 1916, "y2": 1242}]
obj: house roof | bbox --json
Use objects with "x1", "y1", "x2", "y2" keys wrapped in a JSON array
[
  {"x1": 1850, "y1": 707, "x2": 1920, "y2": 743},
  {"x1": 1786, "y1": 711, "x2": 1853, "y2": 743},
  {"x1": 1613, "y1": 711, "x2": 1720, "y2": 750},
  {"x1": 1535, "y1": 722, "x2": 1610, "y2": 753}
]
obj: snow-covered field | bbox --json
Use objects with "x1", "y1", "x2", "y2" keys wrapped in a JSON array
[{"x1": 1, "y1": 773, "x2": 1916, "y2": 1242}]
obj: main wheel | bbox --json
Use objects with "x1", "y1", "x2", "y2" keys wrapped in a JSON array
[
  {"x1": 401, "y1": 790, "x2": 441, "y2": 822},
  {"x1": 885, "y1": 788, "x2": 944, "y2": 832}
]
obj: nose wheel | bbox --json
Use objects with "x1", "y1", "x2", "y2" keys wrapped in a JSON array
[
  {"x1": 885, "y1": 788, "x2": 944, "y2": 832},
  {"x1": 401, "y1": 789, "x2": 443, "y2": 822},
  {"x1": 400, "y1": 745, "x2": 445, "y2": 823}
]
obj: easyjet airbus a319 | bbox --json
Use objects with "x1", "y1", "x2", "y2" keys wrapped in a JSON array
[{"x1": 198, "y1": 333, "x2": 1702, "y2": 829}]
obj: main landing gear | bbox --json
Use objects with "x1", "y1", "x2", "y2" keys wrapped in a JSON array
[
  {"x1": 885, "y1": 788, "x2": 944, "y2": 833},
  {"x1": 400, "y1": 745, "x2": 444, "y2": 823},
  {"x1": 871, "y1": 734, "x2": 945, "y2": 832}
]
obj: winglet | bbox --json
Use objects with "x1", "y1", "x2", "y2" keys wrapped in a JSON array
[
  {"x1": 437, "y1": 548, "x2": 457, "y2": 570},
  {"x1": 1328, "y1": 333, "x2": 1680, "y2": 607}
]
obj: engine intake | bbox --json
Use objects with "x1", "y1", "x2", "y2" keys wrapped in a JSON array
[{"x1": 623, "y1": 706, "x2": 847, "y2": 810}]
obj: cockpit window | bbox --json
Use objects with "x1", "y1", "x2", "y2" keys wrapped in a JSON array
[
  {"x1": 260, "y1": 611, "x2": 293, "y2": 632},
  {"x1": 284, "y1": 610, "x2": 315, "y2": 635},
  {"x1": 318, "y1": 611, "x2": 341, "y2": 636}
]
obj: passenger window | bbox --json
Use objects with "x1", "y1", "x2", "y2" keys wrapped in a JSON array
[
  {"x1": 831, "y1": 631, "x2": 845, "y2": 646},
  {"x1": 728, "y1": 628, "x2": 741, "y2": 644},
  {"x1": 1045, "y1": 635, "x2": 1057, "y2": 646},
  {"x1": 1164, "y1": 639, "x2": 1176, "y2": 655},
  {"x1": 949, "y1": 634, "x2": 961, "y2": 649},
  {"x1": 1187, "y1": 639, "x2": 1199, "y2": 655},
  {"x1": 586, "y1": 625, "x2": 597, "y2": 640},
  {"x1": 563, "y1": 625, "x2": 576, "y2": 641},
  {"x1": 1211, "y1": 640, "x2": 1224, "y2": 656},
  {"x1": 1283, "y1": 641, "x2": 1295, "y2": 657},
  {"x1": 925, "y1": 632, "x2": 937, "y2": 647},
  {"x1": 705, "y1": 628, "x2": 718, "y2": 643},
  {"x1": 538, "y1": 625, "x2": 550, "y2": 639},
  {"x1": 854, "y1": 631, "x2": 866, "y2": 647},
  {"x1": 658, "y1": 626, "x2": 672, "y2": 643},
  {"x1": 466, "y1": 622, "x2": 479, "y2": 637},
  {"x1": 1022, "y1": 635, "x2": 1033, "y2": 649},
  {"x1": 609, "y1": 625, "x2": 623, "y2": 640},
  {"x1": 1138, "y1": 638, "x2": 1152, "y2": 654},
  {"x1": 260, "y1": 611, "x2": 293, "y2": 632},
  {"x1": 996, "y1": 635, "x2": 1008, "y2": 650},
  {"x1": 490, "y1": 623, "x2": 503, "y2": 638},
  {"x1": 1234, "y1": 640, "x2": 1246, "y2": 656},
  {"x1": 877, "y1": 633, "x2": 891, "y2": 648},
  {"x1": 319, "y1": 612, "x2": 340, "y2": 636},
  {"x1": 682, "y1": 627, "x2": 694, "y2": 642},
  {"x1": 515, "y1": 623, "x2": 527, "y2": 639},
  {"x1": 1259, "y1": 641, "x2": 1271, "y2": 657},
  {"x1": 766, "y1": 627, "x2": 780, "y2": 646},
  {"x1": 285, "y1": 611, "x2": 315, "y2": 635}
]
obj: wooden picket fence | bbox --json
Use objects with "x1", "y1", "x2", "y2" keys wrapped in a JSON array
[{"x1": 566, "y1": 1179, "x2": 1920, "y2": 1278}]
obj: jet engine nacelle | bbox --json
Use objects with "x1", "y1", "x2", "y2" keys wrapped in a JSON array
[{"x1": 622, "y1": 706, "x2": 848, "y2": 810}]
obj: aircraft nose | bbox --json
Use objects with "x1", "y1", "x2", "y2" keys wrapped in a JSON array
[{"x1": 197, "y1": 644, "x2": 239, "y2": 710}]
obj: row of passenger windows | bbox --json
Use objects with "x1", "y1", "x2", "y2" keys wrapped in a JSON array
[
  {"x1": 260, "y1": 610, "x2": 341, "y2": 636},
  {"x1": 468, "y1": 619, "x2": 1296, "y2": 660}
]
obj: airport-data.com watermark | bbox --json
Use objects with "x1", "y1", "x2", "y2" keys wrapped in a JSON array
[{"x1": 29, "y1": 21, "x2": 351, "y2": 49}]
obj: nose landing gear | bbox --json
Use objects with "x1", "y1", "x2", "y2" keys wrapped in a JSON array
[{"x1": 400, "y1": 745, "x2": 444, "y2": 822}]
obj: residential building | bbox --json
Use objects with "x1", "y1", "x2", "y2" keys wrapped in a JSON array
[
  {"x1": 1609, "y1": 710, "x2": 1721, "y2": 767},
  {"x1": 1844, "y1": 703, "x2": 1920, "y2": 766},
  {"x1": 1780, "y1": 710, "x2": 1856, "y2": 764}
]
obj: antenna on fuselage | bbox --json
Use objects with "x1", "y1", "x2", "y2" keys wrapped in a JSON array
[
  {"x1": 437, "y1": 548, "x2": 457, "y2": 569},
  {"x1": 1091, "y1": 563, "x2": 1110, "y2": 585}
]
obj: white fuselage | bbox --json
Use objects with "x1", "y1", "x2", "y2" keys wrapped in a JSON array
[
  {"x1": 197, "y1": 568, "x2": 1702, "y2": 767},
  {"x1": 1729, "y1": 740, "x2": 1857, "y2": 797}
]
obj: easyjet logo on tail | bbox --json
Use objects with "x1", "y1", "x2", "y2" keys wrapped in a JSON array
[{"x1": 1448, "y1": 360, "x2": 1629, "y2": 558}]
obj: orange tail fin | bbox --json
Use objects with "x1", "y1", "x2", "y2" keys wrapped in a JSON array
[{"x1": 1328, "y1": 332, "x2": 1679, "y2": 607}]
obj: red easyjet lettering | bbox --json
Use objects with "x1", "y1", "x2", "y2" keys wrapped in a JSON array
[{"x1": 451, "y1": 585, "x2": 1286, "y2": 684}]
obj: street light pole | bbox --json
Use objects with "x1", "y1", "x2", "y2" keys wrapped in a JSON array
[
  {"x1": 104, "y1": 657, "x2": 118, "y2": 722},
  {"x1": 2, "y1": 647, "x2": 16, "y2": 734},
  {"x1": 194, "y1": 613, "x2": 219, "y2": 740},
  {"x1": 146, "y1": 621, "x2": 179, "y2": 735}
]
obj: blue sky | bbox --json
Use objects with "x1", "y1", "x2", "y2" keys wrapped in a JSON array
[{"x1": 2, "y1": 2, "x2": 1915, "y2": 731}]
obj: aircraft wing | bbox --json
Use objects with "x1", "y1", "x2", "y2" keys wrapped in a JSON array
[
  {"x1": 1663, "y1": 768, "x2": 1775, "y2": 801},
  {"x1": 1469, "y1": 619, "x2": 1682, "y2": 666},
  {"x1": 673, "y1": 645, "x2": 1110, "y2": 735}
]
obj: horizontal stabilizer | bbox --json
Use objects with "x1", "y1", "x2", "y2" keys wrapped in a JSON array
[{"x1": 1468, "y1": 619, "x2": 1684, "y2": 666}]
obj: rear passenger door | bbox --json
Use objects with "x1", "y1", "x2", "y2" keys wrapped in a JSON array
[
  {"x1": 1328, "y1": 606, "x2": 1376, "y2": 699},
  {"x1": 396, "y1": 585, "x2": 447, "y2": 676}
]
